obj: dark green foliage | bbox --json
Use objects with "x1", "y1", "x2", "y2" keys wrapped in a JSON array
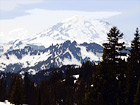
[
  {"x1": 103, "y1": 26, "x2": 126, "y2": 64},
  {"x1": 125, "y1": 28, "x2": 140, "y2": 105},
  {"x1": 0, "y1": 77, "x2": 7, "y2": 102},
  {"x1": 133, "y1": 79, "x2": 140, "y2": 105},
  {"x1": 97, "y1": 27, "x2": 127, "y2": 105},
  {"x1": 128, "y1": 28, "x2": 140, "y2": 62},
  {"x1": 9, "y1": 75, "x2": 25, "y2": 105},
  {"x1": 128, "y1": 28, "x2": 140, "y2": 77},
  {"x1": 23, "y1": 72, "x2": 36, "y2": 105},
  {"x1": 49, "y1": 70, "x2": 63, "y2": 84}
]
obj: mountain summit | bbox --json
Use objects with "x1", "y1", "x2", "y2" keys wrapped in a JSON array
[
  {"x1": 0, "y1": 16, "x2": 129, "y2": 54},
  {"x1": 19, "y1": 15, "x2": 112, "y2": 48}
]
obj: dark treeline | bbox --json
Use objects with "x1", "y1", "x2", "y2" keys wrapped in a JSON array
[{"x1": 0, "y1": 27, "x2": 140, "y2": 105}]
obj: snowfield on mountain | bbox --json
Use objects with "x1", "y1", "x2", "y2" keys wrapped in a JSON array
[{"x1": 0, "y1": 16, "x2": 128, "y2": 73}]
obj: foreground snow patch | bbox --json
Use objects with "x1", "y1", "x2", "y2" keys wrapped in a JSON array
[
  {"x1": 0, "y1": 100, "x2": 27, "y2": 105},
  {"x1": 0, "y1": 100, "x2": 13, "y2": 105}
]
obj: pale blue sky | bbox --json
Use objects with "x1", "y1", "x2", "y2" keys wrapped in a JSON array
[
  {"x1": 0, "y1": 0, "x2": 139, "y2": 19},
  {"x1": 0, "y1": 0, "x2": 140, "y2": 43}
]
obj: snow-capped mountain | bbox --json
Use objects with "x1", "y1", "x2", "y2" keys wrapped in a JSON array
[
  {"x1": 24, "y1": 16, "x2": 112, "y2": 46},
  {"x1": 0, "y1": 40, "x2": 103, "y2": 73},
  {"x1": 26, "y1": 15, "x2": 112, "y2": 46},
  {"x1": 0, "y1": 15, "x2": 113, "y2": 53},
  {"x1": 0, "y1": 15, "x2": 129, "y2": 74}
]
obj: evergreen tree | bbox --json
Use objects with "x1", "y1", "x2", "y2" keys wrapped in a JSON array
[
  {"x1": 8, "y1": 75, "x2": 16, "y2": 100},
  {"x1": 125, "y1": 28, "x2": 140, "y2": 105},
  {"x1": 0, "y1": 77, "x2": 7, "y2": 102},
  {"x1": 133, "y1": 79, "x2": 140, "y2": 105},
  {"x1": 23, "y1": 72, "x2": 36, "y2": 105},
  {"x1": 99, "y1": 27, "x2": 127, "y2": 104},
  {"x1": 9, "y1": 75, "x2": 25, "y2": 105},
  {"x1": 80, "y1": 61, "x2": 93, "y2": 86},
  {"x1": 83, "y1": 67, "x2": 104, "y2": 105},
  {"x1": 128, "y1": 28, "x2": 140, "y2": 77},
  {"x1": 24, "y1": 72, "x2": 30, "y2": 104},
  {"x1": 103, "y1": 26, "x2": 126, "y2": 64},
  {"x1": 49, "y1": 70, "x2": 62, "y2": 84},
  {"x1": 36, "y1": 87, "x2": 41, "y2": 105}
]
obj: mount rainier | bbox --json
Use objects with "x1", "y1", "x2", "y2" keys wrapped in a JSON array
[{"x1": 0, "y1": 16, "x2": 128, "y2": 74}]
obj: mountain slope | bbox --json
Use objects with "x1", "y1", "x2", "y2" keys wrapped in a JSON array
[
  {"x1": 0, "y1": 40, "x2": 103, "y2": 73},
  {"x1": 0, "y1": 16, "x2": 129, "y2": 74},
  {"x1": 0, "y1": 15, "x2": 112, "y2": 53},
  {"x1": 1, "y1": 16, "x2": 129, "y2": 53}
]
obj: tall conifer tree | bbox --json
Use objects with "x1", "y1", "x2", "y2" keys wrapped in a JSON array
[
  {"x1": 9, "y1": 75, "x2": 25, "y2": 105},
  {"x1": 103, "y1": 26, "x2": 126, "y2": 64},
  {"x1": 128, "y1": 28, "x2": 140, "y2": 76},
  {"x1": 133, "y1": 79, "x2": 140, "y2": 105},
  {"x1": 100, "y1": 27, "x2": 127, "y2": 104},
  {"x1": 0, "y1": 77, "x2": 6, "y2": 102},
  {"x1": 126, "y1": 28, "x2": 140, "y2": 105}
]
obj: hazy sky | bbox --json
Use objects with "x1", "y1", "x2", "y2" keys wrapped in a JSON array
[{"x1": 0, "y1": 0, "x2": 140, "y2": 43}]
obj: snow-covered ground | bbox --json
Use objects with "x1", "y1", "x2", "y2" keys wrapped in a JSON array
[
  {"x1": 0, "y1": 100, "x2": 13, "y2": 105},
  {"x1": 0, "y1": 100, "x2": 27, "y2": 105}
]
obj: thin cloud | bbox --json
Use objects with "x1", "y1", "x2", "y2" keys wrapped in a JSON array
[{"x1": 0, "y1": 0, "x2": 44, "y2": 11}]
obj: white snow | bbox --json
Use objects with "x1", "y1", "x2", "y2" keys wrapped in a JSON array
[
  {"x1": 0, "y1": 16, "x2": 129, "y2": 72},
  {"x1": 0, "y1": 100, "x2": 13, "y2": 105},
  {"x1": 74, "y1": 80, "x2": 77, "y2": 84},
  {"x1": 0, "y1": 15, "x2": 129, "y2": 54},
  {"x1": 62, "y1": 49, "x2": 81, "y2": 66},
  {"x1": 79, "y1": 46, "x2": 100, "y2": 61},
  {"x1": 28, "y1": 69, "x2": 37, "y2": 75},
  {"x1": 2, "y1": 15, "x2": 113, "y2": 49},
  {"x1": 91, "y1": 84, "x2": 94, "y2": 87},
  {"x1": 73, "y1": 75, "x2": 79, "y2": 84},
  {"x1": 73, "y1": 75, "x2": 79, "y2": 79},
  {"x1": 0, "y1": 39, "x2": 103, "y2": 72},
  {"x1": 0, "y1": 100, "x2": 27, "y2": 105},
  {"x1": 0, "y1": 51, "x2": 51, "y2": 70}
]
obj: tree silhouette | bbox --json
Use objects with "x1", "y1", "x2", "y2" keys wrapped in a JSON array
[
  {"x1": 128, "y1": 28, "x2": 140, "y2": 77},
  {"x1": 9, "y1": 75, "x2": 25, "y2": 105},
  {"x1": 133, "y1": 79, "x2": 140, "y2": 105},
  {"x1": 103, "y1": 26, "x2": 126, "y2": 64}
]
